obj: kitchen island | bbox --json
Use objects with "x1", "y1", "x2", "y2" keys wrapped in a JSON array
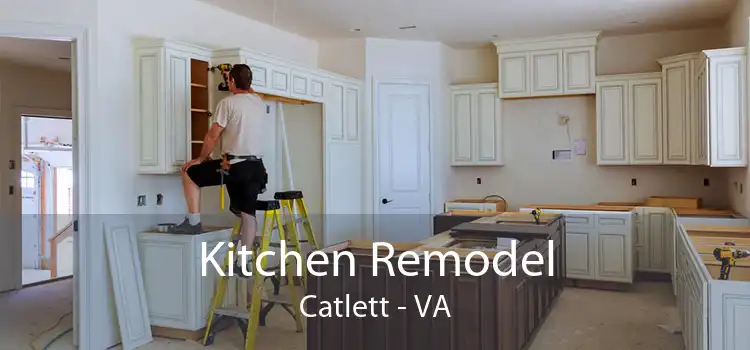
[{"x1": 306, "y1": 212, "x2": 566, "y2": 350}]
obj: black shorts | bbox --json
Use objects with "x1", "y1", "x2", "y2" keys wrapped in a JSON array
[{"x1": 186, "y1": 158, "x2": 267, "y2": 216}]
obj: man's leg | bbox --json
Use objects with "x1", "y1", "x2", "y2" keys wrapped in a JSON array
[{"x1": 172, "y1": 160, "x2": 222, "y2": 233}]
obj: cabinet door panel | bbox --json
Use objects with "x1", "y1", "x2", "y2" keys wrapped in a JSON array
[
  {"x1": 327, "y1": 82, "x2": 345, "y2": 140},
  {"x1": 630, "y1": 79, "x2": 663, "y2": 164},
  {"x1": 270, "y1": 66, "x2": 291, "y2": 95},
  {"x1": 663, "y1": 62, "x2": 692, "y2": 164},
  {"x1": 246, "y1": 60, "x2": 269, "y2": 90},
  {"x1": 564, "y1": 47, "x2": 595, "y2": 94},
  {"x1": 596, "y1": 233, "x2": 627, "y2": 280},
  {"x1": 451, "y1": 91, "x2": 473, "y2": 164},
  {"x1": 499, "y1": 53, "x2": 528, "y2": 97},
  {"x1": 710, "y1": 56, "x2": 747, "y2": 166},
  {"x1": 168, "y1": 52, "x2": 190, "y2": 168},
  {"x1": 345, "y1": 85, "x2": 360, "y2": 141},
  {"x1": 291, "y1": 70, "x2": 309, "y2": 98},
  {"x1": 647, "y1": 212, "x2": 668, "y2": 271},
  {"x1": 566, "y1": 230, "x2": 592, "y2": 278},
  {"x1": 137, "y1": 50, "x2": 162, "y2": 170},
  {"x1": 531, "y1": 50, "x2": 563, "y2": 95},
  {"x1": 597, "y1": 81, "x2": 629, "y2": 164},
  {"x1": 476, "y1": 91, "x2": 499, "y2": 162}
]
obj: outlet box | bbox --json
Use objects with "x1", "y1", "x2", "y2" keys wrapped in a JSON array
[
  {"x1": 137, "y1": 195, "x2": 146, "y2": 207},
  {"x1": 631, "y1": 178, "x2": 637, "y2": 186},
  {"x1": 156, "y1": 193, "x2": 163, "y2": 206}
]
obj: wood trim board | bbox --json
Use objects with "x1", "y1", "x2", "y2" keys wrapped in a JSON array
[{"x1": 104, "y1": 223, "x2": 153, "y2": 349}]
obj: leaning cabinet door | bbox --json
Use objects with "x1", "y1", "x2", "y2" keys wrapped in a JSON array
[
  {"x1": 662, "y1": 61, "x2": 692, "y2": 165},
  {"x1": 596, "y1": 81, "x2": 629, "y2": 164},
  {"x1": 565, "y1": 228, "x2": 594, "y2": 279},
  {"x1": 629, "y1": 78, "x2": 663, "y2": 164}
]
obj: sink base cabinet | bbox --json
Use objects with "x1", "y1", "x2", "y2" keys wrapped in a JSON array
[{"x1": 307, "y1": 237, "x2": 564, "y2": 350}]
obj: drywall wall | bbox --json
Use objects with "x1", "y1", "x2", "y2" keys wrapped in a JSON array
[
  {"x1": 726, "y1": 0, "x2": 750, "y2": 216},
  {"x1": 318, "y1": 39, "x2": 366, "y2": 80},
  {"x1": 597, "y1": 27, "x2": 727, "y2": 75},
  {"x1": 0, "y1": 60, "x2": 71, "y2": 292},
  {"x1": 446, "y1": 27, "x2": 732, "y2": 210}
]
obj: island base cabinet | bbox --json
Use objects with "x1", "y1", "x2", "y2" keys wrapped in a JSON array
[{"x1": 307, "y1": 239, "x2": 563, "y2": 350}]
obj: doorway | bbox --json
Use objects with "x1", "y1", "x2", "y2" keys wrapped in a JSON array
[
  {"x1": 374, "y1": 81, "x2": 432, "y2": 242},
  {"x1": 21, "y1": 115, "x2": 74, "y2": 286}
]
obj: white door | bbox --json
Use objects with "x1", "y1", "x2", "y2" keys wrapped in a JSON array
[
  {"x1": 375, "y1": 82, "x2": 431, "y2": 242},
  {"x1": 21, "y1": 161, "x2": 41, "y2": 269}
]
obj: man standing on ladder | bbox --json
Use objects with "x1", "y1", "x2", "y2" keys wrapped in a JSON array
[{"x1": 172, "y1": 64, "x2": 266, "y2": 275}]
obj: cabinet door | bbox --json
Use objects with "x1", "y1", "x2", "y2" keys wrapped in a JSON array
[
  {"x1": 565, "y1": 229, "x2": 594, "y2": 279},
  {"x1": 709, "y1": 55, "x2": 747, "y2": 166},
  {"x1": 595, "y1": 232, "x2": 628, "y2": 281},
  {"x1": 629, "y1": 78, "x2": 663, "y2": 164},
  {"x1": 290, "y1": 69, "x2": 311, "y2": 100},
  {"x1": 499, "y1": 53, "x2": 529, "y2": 98},
  {"x1": 138, "y1": 237, "x2": 193, "y2": 329},
  {"x1": 475, "y1": 89, "x2": 502, "y2": 164},
  {"x1": 530, "y1": 50, "x2": 563, "y2": 96},
  {"x1": 663, "y1": 61, "x2": 692, "y2": 164},
  {"x1": 326, "y1": 82, "x2": 346, "y2": 140},
  {"x1": 450, "y1": 90, "x2": 473, "y2": 165},
  {"x1": 646, "y1": 211, "x2": 669, "y2": 272},
  {"x1": 596, "y1": 81, "x2": 629, "y2": 164},
  {"x1": 136, "y1": 47, "x2": 165, "y2": 173},
  {"x1": 563, "y1": 47, "x2": 595, "y2": 94},
  {"x1": 344, "y1": 84, "x2": 361, "y2": 141},
  {"x1": 693, "y1": 60, "x2": 709, "y2": 165},
  {"x1": 166, "y1": 49, "x2": 191, "y2": 171}
]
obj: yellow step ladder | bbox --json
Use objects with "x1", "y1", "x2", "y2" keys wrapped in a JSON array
[{"x1": 202, "y1": 191, "x2": 319, "y2": 350}]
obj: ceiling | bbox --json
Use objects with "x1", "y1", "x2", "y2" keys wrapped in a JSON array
[
  {"x1": 0, "y1": 37, "x2": 71, "y2": 71},
  {"x1": 202, "y1": 0, "x2": 736, "y2": 48}
]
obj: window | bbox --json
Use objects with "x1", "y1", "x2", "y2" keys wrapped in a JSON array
[{"x1": 21, "y1": 171, "x2": 36, "y2": 188}]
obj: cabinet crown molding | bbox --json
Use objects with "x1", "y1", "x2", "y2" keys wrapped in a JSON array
[
  {"x1": 596, "y1": 72, "x2": 662, "y2": 82},
  {"x1": 132, "y1": 38, "x2": 213, "y2": 58},
  {"x1": 450, "y1": 82, "x2": 498, "y2": 90},
  {"x1": 657, "y1": 47, "x2": 747, "y2": 65},
  {"x1": 702, "y1": 46, "x2": 747, "y2": 58},
  {"x1": 213, "y1": 47, "x2": 360, "y2": 85},
  {"x1": 493, "y1": 31, "x2": 602, "y2": 53}
]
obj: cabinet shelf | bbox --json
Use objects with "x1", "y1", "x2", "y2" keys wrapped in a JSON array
[
  {"x1": 190, "y1": 83, "x2": 207, "y2": 88},
  {"x1": 190, "y1": 108, "x2": 209, "y2": 113}
]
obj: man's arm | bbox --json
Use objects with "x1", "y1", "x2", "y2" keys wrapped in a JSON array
[{"x1": 197, "y1": 123, "x2": 223, "y2": 161}]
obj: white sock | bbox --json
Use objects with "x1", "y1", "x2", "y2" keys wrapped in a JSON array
[{"x1": 188, "y1": 213, "x2": 201, "y2": 225}]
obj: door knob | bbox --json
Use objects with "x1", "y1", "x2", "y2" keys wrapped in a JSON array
[{"x1": 382, "y1": 198, "x2": 393, "y2": 204}]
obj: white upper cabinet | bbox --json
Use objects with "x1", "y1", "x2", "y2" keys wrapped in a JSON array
[
  {"x1": 596, "y1": 73, "x2": 663, "y2": 165},
  {"x1": 702, "y1": 48, "x2": 747, "y2": 167},
  {"x1": 494, "y1": 32, "x2": 600, "y2": 99},
  {"x1": 135, "y1": 39, "x2": 212, "y2": 174},
  {"x1": 212, "y1": 48, "x2": 327, "y2": 104},
  {"x1": 659, "y1": 48, "x2": 747, "y2": 167},
  {"x1": 659, "y1": 54, "x2": 696, "y2": 165},
  {"x1": 450, "y1": 84, "x2": 503, "y2": 166}
]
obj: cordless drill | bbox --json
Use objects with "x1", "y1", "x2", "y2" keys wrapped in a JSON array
[
  {"x1": 210, "y1": 63, "x2": 234, "y2": 91},
  {"x1": 530, "y1": 209, "x2": 543, "y2": 225},
  {"x1": 713, "y1": 242, "x2": 750, "y2": 280}
]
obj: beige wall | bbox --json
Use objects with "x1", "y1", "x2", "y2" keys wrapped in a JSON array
[
  {"x1": 445, "y1": 27, "x2": 732, "y2": 210},
  {"x1": 726, "y1": 0, "x2": 750, "y2": 216}
]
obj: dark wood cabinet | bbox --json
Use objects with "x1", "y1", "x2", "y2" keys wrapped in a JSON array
[{"x1": 307, "y1": 217, "x2": 566, "y2": 350}]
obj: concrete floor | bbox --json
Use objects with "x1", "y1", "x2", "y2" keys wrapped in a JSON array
[{"x1": 2, "y1": 280, "x2": 683, "y2": 350}]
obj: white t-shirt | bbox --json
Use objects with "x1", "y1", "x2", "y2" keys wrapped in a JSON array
[{"x1": 213, "y1": 93, "x2": 265, "y2": 157}]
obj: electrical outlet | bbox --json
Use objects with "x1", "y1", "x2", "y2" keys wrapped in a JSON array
[
  {"x1": 137, "y1": 195, "x2": 146, "y2": 207},
  {"x1": 156, "y1": 193, "x2": 163, "y2": 206},
  {"x1": 631, "y1": 178, "x2": 637, "y2": 186},
  {"x1": 704, "y1": 178, "x2": 710, "y2": 187},
  {"x1": 476, "y1": 177, "x2": 482, "y2": 185}
]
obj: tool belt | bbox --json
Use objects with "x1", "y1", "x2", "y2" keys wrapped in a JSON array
[
  {"x1": 224, "y1": 154, "x2": 262, "y2": 161},
  {"x1": 219, "y1": 154, "x2": 268, "y2": 194}
]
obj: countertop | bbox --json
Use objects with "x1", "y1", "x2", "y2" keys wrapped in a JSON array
[{"x1": 521, "y1": 203, "x2": 739, "y2": 216}]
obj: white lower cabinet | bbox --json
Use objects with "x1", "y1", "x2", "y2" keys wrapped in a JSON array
[
  {"x1": 634, "y1": 207, "x2": 672, "y2": 273},
  {"x1": 137, "y1": 228, "x2": 232, "y2": 330},
  {"x1": 450, "y1": 84, "x2": 503, "y2": 166},
  {"x1": 520, "y1": 208, "x2": 634, "y2": 283}
]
